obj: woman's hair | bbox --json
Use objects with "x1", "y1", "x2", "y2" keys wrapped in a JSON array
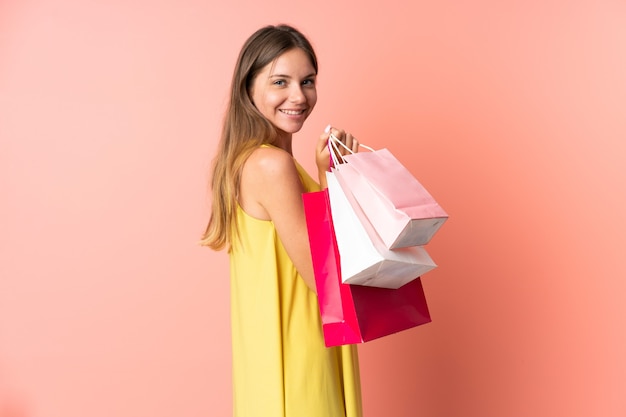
[{"x1": 200, "y1": 24, "x2": 318, "y2": 250}]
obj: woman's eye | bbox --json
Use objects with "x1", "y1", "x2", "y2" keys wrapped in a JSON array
[
  {"x1": 302, "y1": 79, "x2": 315, "y2": 86},
  {"x1": 273, "y1": 80, "x2": 286, "y2": 86}
]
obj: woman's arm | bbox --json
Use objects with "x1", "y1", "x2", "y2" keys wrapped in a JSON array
[
  {"x1": 239, "y1": 146, "x2": 318, "y2": 292},
  {"x1": 240, "y1": 128, "x2": 360, "y2": 292}
]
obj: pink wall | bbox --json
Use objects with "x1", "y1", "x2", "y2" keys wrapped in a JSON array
[{"x1": 2, "y1": 1, "x2": 625, "y2": 416}]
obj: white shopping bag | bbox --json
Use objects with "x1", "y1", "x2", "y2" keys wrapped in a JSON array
[{"x1": 326, "y1": 171, "x2": 437, "y2": 289}]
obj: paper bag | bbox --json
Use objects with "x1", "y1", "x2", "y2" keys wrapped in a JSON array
[
  {"x1": 334, "y1": 148, "x2": 448, "y2": 249},
  {"x1": 327, "y1": 171, "x2": 436, "y2": 289},
  {"x1": 302, "y1": 189, "x2": 432, "y2": 347}
]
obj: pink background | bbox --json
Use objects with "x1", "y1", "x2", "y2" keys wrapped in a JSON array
[{"x1": 2, "y1": 1, "x2": 625, "y2": 416}]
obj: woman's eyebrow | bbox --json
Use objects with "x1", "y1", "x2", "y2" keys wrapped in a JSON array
[{"x1": 269, "y1": 73, "x2": 317, "y2": 79}]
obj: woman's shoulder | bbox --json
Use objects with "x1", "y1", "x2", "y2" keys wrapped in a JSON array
[
  {"x1": 239, "y1": 144, "x2": 304, "y2": 220},
  {"x1": 244, "y1": 145, "x2": 298, "y2": 179}
]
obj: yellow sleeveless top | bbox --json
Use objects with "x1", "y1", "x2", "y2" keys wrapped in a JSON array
[{"x1": 229, "y1": 151, "x2": 362, "y2": 417}]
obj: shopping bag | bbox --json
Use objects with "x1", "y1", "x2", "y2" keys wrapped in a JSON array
[
  {"x1": 330, "y1": 137, "x2": 448, "y2": 249},
  {"x1": 302, "y1": 189, "x2": 432, "y2": 347},
  {"x1": 327, "y1": 171, "x2": 436, "y2": 289}
]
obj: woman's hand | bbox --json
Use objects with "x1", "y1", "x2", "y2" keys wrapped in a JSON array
[{"x1": 315, "y1": 125, "x2": 359, "y2": 188}]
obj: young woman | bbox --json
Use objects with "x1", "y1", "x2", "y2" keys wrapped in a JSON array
[{"x1": 201, "y1": 25, "x2": 363, "y2": 416}]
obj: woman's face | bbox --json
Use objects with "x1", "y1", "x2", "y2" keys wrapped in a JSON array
[{"x1": 250, "y1": 48, "x2": 317, "y2": 139}]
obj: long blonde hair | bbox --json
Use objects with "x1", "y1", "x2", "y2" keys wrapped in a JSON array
[{"x1": 200, "y1": 25, "x2": 318, "y2": 250}]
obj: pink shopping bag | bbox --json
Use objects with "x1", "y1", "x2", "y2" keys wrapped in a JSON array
[
  {"x1": 302, "y1": 189, "x2": 432, "y2": 347},
  {"x1": 327, "y1": 170, "x2": 436, "y2": 289},
  {"x1": 333, "y1": 147, "x2": 448, "y2": 249}
]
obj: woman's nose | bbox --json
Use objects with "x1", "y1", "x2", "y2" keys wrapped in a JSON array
[{"x1": 289, "y1": 85, "x2": 305, "y2": 103}]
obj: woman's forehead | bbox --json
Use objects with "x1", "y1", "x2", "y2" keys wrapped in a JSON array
[{"x1": 265, "y1": 49, "x2": 316, "y2": 76}]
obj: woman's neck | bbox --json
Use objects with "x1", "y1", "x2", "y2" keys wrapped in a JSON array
[{"x1": 272, "y1": 132, "x2": 293, "y2": 155}]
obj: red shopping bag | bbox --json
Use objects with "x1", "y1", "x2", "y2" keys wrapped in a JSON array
[{"x1": 302, "y1": 189, "x2": 432, "y2": 347}]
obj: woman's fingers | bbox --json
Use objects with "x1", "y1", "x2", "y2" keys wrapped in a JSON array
[
  {"x1": 350, "y1": 136, "x2": 359, "y2": 153},
  {"x1": 330, "y1": 128, "x2": 345, "y2": 143},
  {"x1": 324, "y1": 127, "x2": 359, "y2": 169},
  {"x1": 330, "y1": 129, "x2": 359, "y2": 156},
  {"x1": 344, "y1": 133, "x2": 360, "y2": 154},
  {"x1": 343, "y1": 133, "x2": 353, "y2": 153}
]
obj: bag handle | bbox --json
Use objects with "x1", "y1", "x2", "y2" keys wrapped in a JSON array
[{"x1": 328, "y1": 132, "x2": 375, "y2": 169}]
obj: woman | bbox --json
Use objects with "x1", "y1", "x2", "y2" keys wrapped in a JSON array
[{"x1": 201, "y1": 25, "x2": 363, "y2": 417}]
